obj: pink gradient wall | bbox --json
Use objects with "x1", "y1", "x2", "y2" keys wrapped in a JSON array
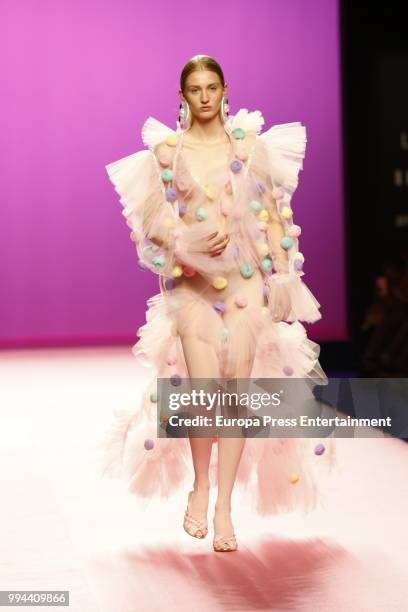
[{"x1": 0, "y1": 0, "x2": 345, "y2": 347}]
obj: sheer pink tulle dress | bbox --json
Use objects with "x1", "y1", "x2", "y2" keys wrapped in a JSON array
[{"x1": 100, "y1": 108, "x2": 337, "y2": 516}]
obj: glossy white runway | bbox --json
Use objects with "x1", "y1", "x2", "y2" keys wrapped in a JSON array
[{"x1": 1, "y1": 347, "x2": 407, "y2": 611}]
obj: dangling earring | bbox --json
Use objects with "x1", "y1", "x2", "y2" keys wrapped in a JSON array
[
  {"x1": 179, "y1": 99, "x2": 191, "y2": 130},
  {"x1": 220, "y1": 95, "x2": 230, "y2": 123}
]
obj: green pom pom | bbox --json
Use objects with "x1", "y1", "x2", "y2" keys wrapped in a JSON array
[
  {"x1": 249, "y1": 200, "x2": 262, "y2": 212},
  {"x1": 280, "y1": 237, "x2": 294, "y2": 250},
  {"x1": 161, "y1": 168, "x2": 173, "y2": 182},
  {"x1": 261, "y1": 258, "x2": 273, "y2": 272},
  {"x1": 240, "y1": 263, "x2": 254, "y2": 278},
  {"x1": 150, "y1": 392, "x2": 158, "y2": 403},
  {"x1": 152, "y1": 255, "x2": 165, "y2": 268},
  {"x1": 195, "y1": 207, "x2": 208, "y2": 221},
  {"x1": 232, "y1": 127, "x2": 246, "y2": 139}
]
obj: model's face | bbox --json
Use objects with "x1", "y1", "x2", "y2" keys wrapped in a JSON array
[{"x1": 180, "y1": 70, "x2": 227, "y2": 122}]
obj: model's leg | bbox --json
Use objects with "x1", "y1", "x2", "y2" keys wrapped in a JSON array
[
  {"x1": 213, "y1": 295, "x2": 261, "y2": 540},
  {"x1": 180, "y1": 332, "x2": 221, "y2": 521}
]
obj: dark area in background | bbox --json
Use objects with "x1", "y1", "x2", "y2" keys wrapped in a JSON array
[{"x1": 321, "y1": 1, "x2": 408, "y2": 378}]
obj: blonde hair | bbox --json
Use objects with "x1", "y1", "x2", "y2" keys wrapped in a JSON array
[{"x1": 180, "y1": 54, "x2": 225, "y2": 92}]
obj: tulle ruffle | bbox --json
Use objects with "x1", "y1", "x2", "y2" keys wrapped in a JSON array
[{"x1": 98, "y1": 288, "x2": 335, "y2": 515}]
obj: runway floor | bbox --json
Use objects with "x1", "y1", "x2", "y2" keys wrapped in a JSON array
[{"x1": 1, "y1": 346, "x2": 407, "y2": 612}]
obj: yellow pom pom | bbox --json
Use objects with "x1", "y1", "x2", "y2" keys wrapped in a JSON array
[
  {"x1": 258, "y1": 243, "x2": 270, "y2": 257},
  {"x1": 165, "y1": 133, "x2": 178, "y2": 146},
  {"x1": 163, "y1": 217, "x2": 176, "y2": 229},
  {"x1": 212, "y1": 276, "x2": 228, "y2": 290},
  {"x1": 281, "y1": 206, "x2": 293, "y2": 219},
  {"x1": 294, "y1": 252, "x2": 305, "y2": 262},
  {"x1": 130, "y1": 231, "x2": 139, "y2": 242},
  {"x1": 258, "y1": 209, "x2": 269, "y2": 222},
  {"x1": 171, "y1": 265, "x2": 183, "y2": 278},
  {"x1": 288, "y1": 472, "x2": 300, "y2": 484},
  {"x1": 205, "y1": 184, "x2": 217, "y2": 201}
]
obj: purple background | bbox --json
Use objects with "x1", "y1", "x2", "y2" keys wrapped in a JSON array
[{"x1": 0, "y1": 0, "x2": 346, "y2": 348}]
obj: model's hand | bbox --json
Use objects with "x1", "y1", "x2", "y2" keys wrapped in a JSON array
[{"x1": 206, "y1": 231, "x2": 230, "y2": 257}]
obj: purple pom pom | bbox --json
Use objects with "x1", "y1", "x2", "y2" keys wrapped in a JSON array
[
  {"x1": 170, "y1": 373, "x2": 182, "y2": 386},
  {"x1": 256, "y1": 182, "x2": 266, "y2": 194},
  {"x1": 165, "y1": 187, "x2": 177, "y2": 202},
  {"x1": 212, "y1": 300, "x2": 226, "y2": 314},
  {"x1": 144, "y1": 438, "x2": 154, "y2": 451},
  {"x1": 230, "y1": 159, "x2": 242, "y2": 173},
  {"x1": 178, "y1": 201, "x2": 187, "y2": 214},
  {"x1": 294, "y1": 259, "x2": 304, "y2": 271},
  {"x1": 164, "y1": 278, "x2": 175, "y2": 290},
  {"x1": 283, "y1": 365, "x2": 294, "y2": 376},
  {"x1": 314, "y1": 443, "x2": 325, "y2": 456}
]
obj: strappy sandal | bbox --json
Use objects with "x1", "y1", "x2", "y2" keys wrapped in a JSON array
[
  {"x1": 213, "y1": 533, "x2": 238, "y2": 552},
  {"x1": 183, "y1": 490, "x2": 208, "y2": 539}
]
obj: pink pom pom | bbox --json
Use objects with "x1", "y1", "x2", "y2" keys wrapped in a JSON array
[
  {"x1": 166, "y1": 356, "x2": 177, "y2": 366},
  {"x1": 183, "y1": 266, "x2": 196, "y2": 277},
  {"x1": 288, "y1": 224, "x2": 302, "y2": 238},
  {"x1": 234, "y1": 295, "x2": 248, "y2": 308},
  {"x1": 272, "y1": 187, "x2": 284, "y2": 200}
]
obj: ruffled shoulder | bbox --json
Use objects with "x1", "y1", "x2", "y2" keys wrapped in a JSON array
[
  {"x1": 141, "y1": 116, "x2": 179, "y2": 151},
  {"x1": 224, "y1": 108, "x2": 265, "y2": 136},
  {"x1": 258, "y1": 122, "x2": 307, "y2": 194}
]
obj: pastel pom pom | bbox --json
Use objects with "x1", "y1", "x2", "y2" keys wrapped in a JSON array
[
  {"x1": 170, "y1": 373, "x2": 182, "y2": 386},
  {"x1": 171, "y1": 265, "x2": 183, "y2": 278},
  {"x1": 164, "y1": 278, "x2": 175, "y2": 290},
  {"x1": 314, "y1": 443, "x2": 325, "y2": 456},
  {"x1": 288, "y1": 472, "x2": 300, "y2": 484},
  {"x1": 230, "y1": 159, "x2": 242, "y2": 173},
  {"x1": 157, "y1": 148, "x2": 172, "y2": 167},
  {"x1": 261, "y1": 258, "x2": 273, "y2": 272},
  {"x1": 294, "y1": 259, "x2": 304, "y2": 271},
  {"x1": 256, "y1": 182, "x2": 266, "y2": 195},
  {"x1": 288, "y1": 224, "x2": 302, "y2": 237},
  {"x1": 234, "y1": 295, "x2": 248, "y2": 308},
  {"x1": 258, "y1": 243, "x2": 270, "y2": 257},
  {"x1": 183, "y1": 266, "x2": 196, "y2": 277},
  {"x1": 150, "y1": 392, "x2": 158, "y2": 403},
  {"x1": 281, "y1": 206, "x2": 293, "y2": 219},
  {"x1": 161, "y1": 168, "x2": 173, "y2": 182},
  {"x1": 280, "y1": 237, "x2": 294, "y2": 250},
  {"x1": 283, "y1": 365, "x2": 294, "y2": 376},
  {"x1": 179, "y1": 202, "x2": 187, "y2": 215},
  {"x1": 249, "y1": 200, "x2": 262, "y2": 212},
  {"x1": 212, "y1": 300, "x2": 226, "y2": 314},
  {"x1": 205, "y1": 184, "x2": 217, "y2": 200},
  {"x1": 166, "y1": 356, "x2": 177, "y2": 365},
  {"x1": 195, "y1": 207, "x2": 208, "y2": 221},
  {"x1": 272, "y1": 187, "x2": 284, "y2": 199},
  {"x1": 152, "y1": 255, "x2": 165, "y2": 268},
  {"x1": 165, "y1": 133, "x2": 178, "y2": 146},
  {"x1": 258, "y1": 209, "x2": 269, "y2": 222},
  {"x1": 144, "y1": 438, "x2": 154, "y2": 451},
  {"x1": 295, "y1": 252, "x2": 305, "y2": 262},
  {"x1": 212, "y1": 276, "x2": 228, "y2": 290},
  {"x1": 236, "y1": 146, "x2": 248, "y2": 161},
  {"x1": 221, "y1": 327, "x2": 230, "y2": 340},
  {"x1": 165, "y1": 187, "x2": 177, "y2": 202},
  {"x1": 240, "y1": 263, "x2": 254, "y2": 278},
  {"x1": 232, "y1": 127, "x2": 246, "y2": 139}
]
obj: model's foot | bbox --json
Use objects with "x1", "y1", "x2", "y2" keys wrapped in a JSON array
[
  {"x1": 183, "y1": 485, "x2": 210, "y2": 539},
  {"x1": 213, "y1": 504, "x2": 238, "y2": 552}
]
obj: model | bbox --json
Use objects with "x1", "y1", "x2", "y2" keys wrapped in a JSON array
[{"x1": 101, "y1": 54, "x2": 336, "y2": 553}]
